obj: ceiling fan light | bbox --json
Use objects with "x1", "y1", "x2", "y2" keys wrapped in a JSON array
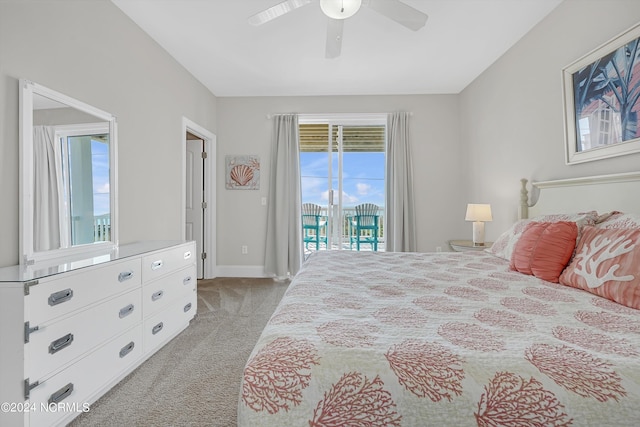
[{"x1": 320, "y1": 0, "x2": 362, "y2": 20}]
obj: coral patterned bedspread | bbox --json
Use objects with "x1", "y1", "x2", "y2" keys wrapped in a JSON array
[{"x1": 237, "y1": 251, "x2": 640, "y2": 426}]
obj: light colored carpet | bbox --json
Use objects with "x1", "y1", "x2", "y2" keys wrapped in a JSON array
[{"x1": 69, "y1": 277, "x2": 289, "y2": 427}]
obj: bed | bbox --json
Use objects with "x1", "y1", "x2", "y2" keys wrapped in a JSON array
[{"x1": 238, "y1": 172, "x2": 640, "y2": 426}]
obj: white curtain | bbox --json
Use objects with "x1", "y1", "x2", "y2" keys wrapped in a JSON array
[
  {"x1": 264, "y1": 114, "x2": 303, "y2": 278},
  {"x1": 33, "y1": 125, "x2": 65, "y2": 251},
  {"x1": 385, "y1": 112, "x2": 416, "y2": 252}
]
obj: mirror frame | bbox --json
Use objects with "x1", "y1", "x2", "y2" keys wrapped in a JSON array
[{"x1": 19, "y1": 79, "x2": 119, "y2": 264}]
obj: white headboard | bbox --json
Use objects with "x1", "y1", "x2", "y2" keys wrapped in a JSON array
[{"x1": 520, "y1": 171, "x2": 640, "y2": 219}]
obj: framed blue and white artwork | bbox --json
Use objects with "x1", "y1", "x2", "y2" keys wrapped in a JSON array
[{"x1": 563, "y1": 22, "x2": 640, "y2": 164}]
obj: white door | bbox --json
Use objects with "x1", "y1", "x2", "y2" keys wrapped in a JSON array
[{"x1": 186, "y1": 139, "x2": 204, "y2": 278}]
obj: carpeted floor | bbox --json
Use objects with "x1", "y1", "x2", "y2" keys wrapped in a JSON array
[{"x1": 69, "y1": 277, "x2": 289, "y2": 427}]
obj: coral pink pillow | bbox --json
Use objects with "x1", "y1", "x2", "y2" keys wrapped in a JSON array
[
  {"x1": 510, "y1": 221, "x2": 578, "y2": 283},
  {"x1": 559, "y1": 226, "x2": 640, "y2": 310}
]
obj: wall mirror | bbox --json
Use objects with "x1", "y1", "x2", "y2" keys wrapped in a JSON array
[{"x1": 19, "y1": 79, "x2": 118, "y2": 265}]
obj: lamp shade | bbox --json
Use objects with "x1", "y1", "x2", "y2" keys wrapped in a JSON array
[
  {"x1": 465, "y1": 204, "x2": 493, "y2": 222},
  {"x1": 320, "y1": 0, "x2": 362, "y2": 19}
]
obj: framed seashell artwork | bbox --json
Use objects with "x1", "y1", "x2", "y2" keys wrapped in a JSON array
[{"x1": 226, "y1": 155, "x2": 260, "y2": 190}]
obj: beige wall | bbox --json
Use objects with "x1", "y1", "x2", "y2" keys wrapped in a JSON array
[
  {"x1": 0, "y1": 0, "x2": 217, "y2": 267},
  {"x1": 460, "y1": 0, "x2": 640, "y2": 239},
  {"x1": 216, "y1": 95, "x2": 462, "y2": 274}
]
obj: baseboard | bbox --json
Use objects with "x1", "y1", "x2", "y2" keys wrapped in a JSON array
[{"x1": 214, "y1": 265, "x2": 269, "y2": 278}]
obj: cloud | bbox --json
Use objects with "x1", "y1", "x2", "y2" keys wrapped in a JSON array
[
  {"x1": 94, "y1": 182, "x2": 110, "y2": 194},
  {"x1": 342, "y1": 191, "x2": 359, "y2": 204},
  {"x1": 356, "y1": 183, "x2": 371, "y2": 195},
  {"x1": 302, "y1": 176, "x2": 325, "y2": 194},
  {"x1": 318, "y1": 190, "x2": 359, "y2": 204}
]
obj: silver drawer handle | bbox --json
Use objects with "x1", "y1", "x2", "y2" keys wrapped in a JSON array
[
  {"x1": 183, "y1": 276, "x2": 192, "y2": 286},
  {"x1": 119, "y1": 341, "x2": 135, "y2": 358},
  {"x1": 49, "y1": 333, "x2": 74, "y2": 354},
  {"x1": 151, "y1": 260, "x2": 164, "y2": 270},
  {"x1": 118, "y1": 271, "x2": 134, "y2": 282},
  {"x1": 48, "y1": 383, "x2": 73, "y2": 405},
  {"x1": 184, "y1": 302, "x2": 192, "y2": 312},
  {"x1": 184, "y1": 251, "x2": 192, "y2": 259},
  {"x1": 119, "y1": 304, "x2": 135, "y2": 318},
  {"x1": 152, "y1": 322, "x2": 164, "y2": 335},
  {"x1": 48, "y1": 288, "x2": 73, "y2": 306},
  {"x1": 151, "y1": 290, "x2": 164, "y2": 301}
]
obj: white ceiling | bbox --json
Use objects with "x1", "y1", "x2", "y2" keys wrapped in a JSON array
[{"x1": 111, "y1": 0, "x2": 562, "y2": 97}]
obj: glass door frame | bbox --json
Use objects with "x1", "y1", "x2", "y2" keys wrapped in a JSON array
[
  {"x1": 299, "y1": 113, "x2": 387, "y2": 251},
  {"x1": 54, "y1": 123, "x2": 111, "y2": 248},
  {"x1": 327, "y1": 123, "x2": 341, "y2": 250}
]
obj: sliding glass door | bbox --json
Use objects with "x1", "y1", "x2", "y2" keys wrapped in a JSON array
[{"x1": 300, "y1": 115, "x2": 385, "y2": 251}]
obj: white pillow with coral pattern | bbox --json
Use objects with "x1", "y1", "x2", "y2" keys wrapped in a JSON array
[{"x1": 559, "y1": 226, "x2": 640, "y2": 310}]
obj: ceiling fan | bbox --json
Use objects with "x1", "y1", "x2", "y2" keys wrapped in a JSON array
[{"x1": 248, "y1": 0, "x2": 428, "y2": 59}]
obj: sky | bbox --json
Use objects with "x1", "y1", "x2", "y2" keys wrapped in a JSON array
[
  {"x1": 91, "y1": 139, "x2": 110, "y2": 215},
  {"x1": 300, "y1": 151, "x2": 385, "y2": 208}
]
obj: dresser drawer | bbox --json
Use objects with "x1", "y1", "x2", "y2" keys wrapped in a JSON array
[
  {"x1": 143, "y1": 266, "x2": 196, "y2": 317},
  {"x1": 26, "y1": 258, "x2": 141, "y2": 326},
  {"x1": 141, "y1": 242, "x2": 195, "y2": 282},
  {"x1": 27, "y1": 289, "x2": 142, "y2": 381},
  {"x1": 143, "y1": 292, "x2": 196, "y2": 353},
  {"x1": 28, "y1": 325, "x2": 143, "y2": 427}
]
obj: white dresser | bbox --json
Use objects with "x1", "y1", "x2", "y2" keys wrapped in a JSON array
[{"x1": 0, "y1": 240, "x2": 197, "y2": 427}]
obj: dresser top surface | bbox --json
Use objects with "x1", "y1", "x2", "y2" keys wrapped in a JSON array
[{"x1": 0, "y1": 240, "x2": 193, "y2": 283}]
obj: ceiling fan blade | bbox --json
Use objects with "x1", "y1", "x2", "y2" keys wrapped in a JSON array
[
  {"x1": 248, "y1": 0, "x2": 314, "y2": 26},
  {"x1": 325, "y1": 18, "x2": 344, "y2": 59},
  {"x1": 364, "y1": 0, "x2": 428, "y2": 31}
]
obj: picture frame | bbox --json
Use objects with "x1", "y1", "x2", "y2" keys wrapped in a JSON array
[
  {"x1": 562, "y1": 22, "x2": 640, "y2": 165},
  {"x1": 225, "y1": 155, "x2": 260, "y2": 190}
]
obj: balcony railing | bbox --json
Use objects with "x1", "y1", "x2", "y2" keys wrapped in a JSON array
[
  {"x1": 303, "y1": 206, "x2": 384, "y2": 253},
  {"x1": 94, "y1": 214, "x2": 111, "y2": 242},
  {"x1": 71, "y1": 214, "x2": 111, "y2": 245}
]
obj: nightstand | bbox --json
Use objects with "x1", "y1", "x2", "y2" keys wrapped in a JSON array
[{"x1": 449, "y1": 240, "x2": 493, "y2": 252}]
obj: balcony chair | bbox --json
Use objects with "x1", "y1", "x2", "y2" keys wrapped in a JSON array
[
  {"x1": 349, "y1": 203, "x2": 380, "y2": 251},
  {"x1": 302, "y1": 203, "x2": 327, "y2": 250}
]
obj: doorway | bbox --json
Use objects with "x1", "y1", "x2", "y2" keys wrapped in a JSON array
[
  {"x1": 299, "y1": 114, "x2": 386, "y2": 252},
  {"x1": 186, "y1": 134, "x2": 204, "y2": 277},
  {"x1": 182, "y1": 117, "x2": 216, "y2": 279}
]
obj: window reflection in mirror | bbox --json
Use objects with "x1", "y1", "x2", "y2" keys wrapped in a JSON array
[
  {"x1": 32, "y1": 95, "x2": 111, "y2": 251},
  {"x1": 21, "y1": 79, "x2": 117, "y2": 264},
  {"x1": 60, "y1": 128, "x2": 110, "y2": 246}
]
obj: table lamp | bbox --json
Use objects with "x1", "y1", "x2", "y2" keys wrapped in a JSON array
[{"x1": 465, "y1": 204, "x2": 492, "y2": 246}]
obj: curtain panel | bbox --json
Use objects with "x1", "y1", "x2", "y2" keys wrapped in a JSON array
[
  {"x1": 385, "y1": 112, "x2": 417, "y2": 252},
  {"x1": 33, "y1": 125, "x2": 64, "y2": 251},
  {"x1": 264, "y1": 114, "x2": 303, "y2": 278}
]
